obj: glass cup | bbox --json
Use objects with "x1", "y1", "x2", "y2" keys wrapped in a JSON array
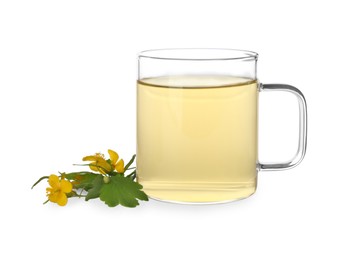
[{"x1": 137, "y1": 48, "x2": 307, "y2": 204}]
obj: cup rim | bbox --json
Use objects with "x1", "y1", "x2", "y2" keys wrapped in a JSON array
[{"x1": 138, "y1": 48, "x2": 258, "y2": 61}]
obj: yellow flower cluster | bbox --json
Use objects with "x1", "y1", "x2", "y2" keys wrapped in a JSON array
[{"x1": 43, "y1": 149, "x2": 125, "y2": 206}]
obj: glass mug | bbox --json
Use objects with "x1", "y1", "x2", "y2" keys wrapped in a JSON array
[{"x1": 137, "y1": 48, "x2": 307, "y2": 204}]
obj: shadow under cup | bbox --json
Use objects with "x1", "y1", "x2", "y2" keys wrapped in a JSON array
[{"x1": 136, "y1": 48, "x2": 307, "y2": 204}]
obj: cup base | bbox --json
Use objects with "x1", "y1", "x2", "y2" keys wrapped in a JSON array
[
  {"x1": 140, "y1": 181, "x2": 257, "y2": 204},
  {"x1": 148, "y1": 191, "x2": 256, "y2": 205}
]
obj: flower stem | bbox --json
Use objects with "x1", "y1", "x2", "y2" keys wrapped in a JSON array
[
  {"x1": 73, "y1": 194, "x2": 86, "y2": 198},
  {"x1": 31, "y1": 176, "x2": 49, "y2": 189},
  {"x1": 126, "y1": 170, "x2": 136, "y2": 180}
]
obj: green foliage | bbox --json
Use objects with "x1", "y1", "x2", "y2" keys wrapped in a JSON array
[
  {"x1": 100, "y1": 174, "x2": 148, "y2": 207},
  {"x1": 85, "y1": 175, "x2": 104, "y2": 201},
  {"x1": 32, "y1": 152, "x2": 148, "y2": 208}
]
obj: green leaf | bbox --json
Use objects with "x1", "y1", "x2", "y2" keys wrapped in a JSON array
[
  {"x1": 75, "y1": 174, "x2": 97, "y2": 190},
  {"x1": 99, "y1": 175, "x2": 148, "y2": 207},
  {"x1": 124, "y1": 154, "x2": 136, "y2": 172},
  {"x1": 85, "y1": 175, "x2": 104, "y2": 201},
  {"x1": 63, "y1": 172, "x2": 98, "y2": 190}
]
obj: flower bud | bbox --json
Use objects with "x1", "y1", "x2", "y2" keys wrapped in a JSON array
[{"x1": 103, "y1": 176, "x2": 110, "y2": 184}]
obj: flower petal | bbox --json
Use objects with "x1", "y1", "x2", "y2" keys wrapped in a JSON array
[
  {"x1": 97, "y1": 159, "x2": 113, "y2": 173},
  {"x1": 48, "y1": 175, "x2": 60, "y2": 189},
  {"x1": 108, "y1": 149, "x2": 119, "y2": 165},
  {"x1": 82, "y1": 155, "x2": 100, "y2": 162},
  {"x1": 48, "y1": 191, "x2": 59, "y2": 203},
  {"x1": 115, "y1": 159, "x2": 124, "y2": 173},
  {"x1": 89, "y1": 164, "x2": 99, "y2": 172},
  {"x1": 60, "y1": 179, "x2": 73, "y2": 193},
  {"x1": 56, "y1": 192, "x2": 68, "y2": 206}
]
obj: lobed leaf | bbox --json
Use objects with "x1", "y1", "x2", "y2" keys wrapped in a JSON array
[
  {"x1": 85, "y1": 175, "x2": 104, "y2": 201},
  {"x1": 99, "y1": 174, "x2": 148, "y2": 207}
]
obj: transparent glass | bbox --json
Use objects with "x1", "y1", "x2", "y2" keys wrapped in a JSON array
[{"x1": 137, "y1": 48, "x2": 307, "y2": 204}]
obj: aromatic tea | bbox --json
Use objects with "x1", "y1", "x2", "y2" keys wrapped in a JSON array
[{"x1": 137, "y1": 75, "x2": 258, "y2": 203}]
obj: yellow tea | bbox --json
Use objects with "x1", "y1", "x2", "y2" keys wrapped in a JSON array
[{"x1": 137, "y1": 75, "x2": 258, "y2": 203}]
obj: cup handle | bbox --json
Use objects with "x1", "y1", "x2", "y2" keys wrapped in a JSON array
[{"x1": 258, "y1": 83, "x2": 307, "y2": 171}]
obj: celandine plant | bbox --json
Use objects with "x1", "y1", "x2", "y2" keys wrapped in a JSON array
[{"x1": 32, "y1": 149, "x2": 148, "y2": 207}]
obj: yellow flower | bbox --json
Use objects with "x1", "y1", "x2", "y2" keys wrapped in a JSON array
[
  {"x1": 83, "y1": 153, "x2": 112, "y2": 174},
  {"x1": 107, "y1": 149, "x2": 125, "y2": 173},
  {"x1": 82, "y1": 149, "x2": 125, "y2": 174},
  {"x1": 46, "y1": 174, "x2": 72, "y2": 206}
]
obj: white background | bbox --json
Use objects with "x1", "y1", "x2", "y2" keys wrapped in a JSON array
[{"x1": 1, "y1": 0, "x2": 351, "y2": 259}]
